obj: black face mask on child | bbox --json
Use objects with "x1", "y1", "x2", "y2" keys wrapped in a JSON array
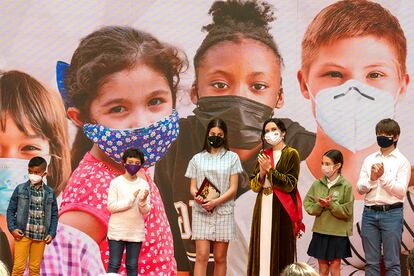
[
  {"x1": 376, "y1": 135, "x2": 394, "y2": 148},
  {"x1": 208, "y1": 136, "x2": 224, "y2": 148},
  {"x1": 194, "y1": 96, "x2": 273, "y2": 149}
]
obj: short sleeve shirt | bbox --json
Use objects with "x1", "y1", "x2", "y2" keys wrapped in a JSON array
[{"x1": 185, "y1": 148, "x2": 243, "y2": 212}]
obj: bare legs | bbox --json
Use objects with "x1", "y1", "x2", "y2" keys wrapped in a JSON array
[
  {"x1": 318, "y1": 259, "x2": 341, "y2": 276},
  {"x1": 194, "y1": 240, "x2": 229, "y2": 276},
  {"x1": 213, "y1": 242, "x2": 229, "y2": 276}
]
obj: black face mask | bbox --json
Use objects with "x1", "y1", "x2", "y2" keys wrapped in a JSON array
[
  {"x1": 377, "y1": 135, "x2": 394, "y2": 148},
  {"x1": 208, "y1": 136, "x2": 224, "y2": 148},
  {"x1": 194, "y1": 96, "x2": 274, "y2": 149}
]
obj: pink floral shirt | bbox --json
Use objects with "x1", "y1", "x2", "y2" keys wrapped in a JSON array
[{"x1": 59, "y1": 152, "x2": 177, "y2": 275}]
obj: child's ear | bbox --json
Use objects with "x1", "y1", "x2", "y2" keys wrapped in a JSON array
[
  {"x1": 399, "y1": 73, "x2": 410, "y2": 95},
  {"x1": 393, "y1": 134, "x2": 400, "y2": 142},
  {"x1": 67, "y1": 107, "x2": 84, "y2": 127},
  {"x1": 297, "y1": 70, "x2": 310, "y2": 99},
  {"x1": 190, "y1": 83, "x2": 199, "y2": 105}
]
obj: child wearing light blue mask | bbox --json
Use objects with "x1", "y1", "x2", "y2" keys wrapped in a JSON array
[
  {"x1": 48, "y1": 26, "x2": 188, "y2": 275},
  {"x1": 0, "y1": 70, "x2": 71, "y2": 273}
]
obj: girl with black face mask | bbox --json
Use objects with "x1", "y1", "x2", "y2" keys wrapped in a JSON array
[
  {"x1": 154, "y1": 1, "x2": 315, "y2": 272},
  {"x1": 185, "y1": 118, "x2": 243, "y2": 276}
]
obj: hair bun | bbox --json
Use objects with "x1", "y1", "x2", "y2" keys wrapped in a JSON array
[{"x1": 204, "y1": 0, "x2": 275, "y2": 32}]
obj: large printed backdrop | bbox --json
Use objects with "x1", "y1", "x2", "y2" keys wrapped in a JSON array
[{"x1": 1, "y1": 1, "x2": 414, "y2": 275}]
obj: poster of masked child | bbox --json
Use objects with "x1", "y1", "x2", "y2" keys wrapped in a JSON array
[{"x1": 0, "y1": 0, "x2": 414, "y2": 275}]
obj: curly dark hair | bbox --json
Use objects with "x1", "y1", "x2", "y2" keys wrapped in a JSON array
[
  {"x1": 194, "y1": 0, "x2": 283, "y2": 75},
  {"x1": 66, "y1": 26, "x2": 188, "y2": 168},
  {"x1": 66, "y1": 25, "x2": 187, "y2": 116}
]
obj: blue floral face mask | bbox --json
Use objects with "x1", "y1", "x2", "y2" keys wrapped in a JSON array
[
  {"x1": 0, "y1": 158, "x2": 30, "y2": 214},
  {"x1": 83, "y1": 110, "x2": 180, "y2": 166}
]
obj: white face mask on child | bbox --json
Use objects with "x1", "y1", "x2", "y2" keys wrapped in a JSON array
[
  {"x1": 321, "y1": 165, "x2": 337, "y2": 178},
  {"x1": 307, "y1": 79, "x2": 399, "y2": 152},
  {"x1": 28, "y1": 174, "x2": 43, "y2": 184}
]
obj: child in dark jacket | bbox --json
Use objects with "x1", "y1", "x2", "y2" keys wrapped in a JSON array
[{"x1": 6, "y1": 156, "x2": 58, "y2": 276}]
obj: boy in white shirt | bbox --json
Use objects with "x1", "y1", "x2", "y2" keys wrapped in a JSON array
[{"x1": 357, "y1": 118, "x2": 411, "y2": 275}]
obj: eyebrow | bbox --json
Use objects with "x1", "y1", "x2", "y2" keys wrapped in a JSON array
[
  {"x1": 319, "y1": 62, "x2": 346, "y2": 69},
  {"x1": 364, "y1": 63, "x2": 392, "y2": 69},
  {"x1": 248, "y1": 72, "x2": 267, "y2": 78},
  {"x1": 26, "y1": 134, "x2": 44, "y2": 139},
  {"x1": 207, "y1": 70, "x2": 233, "y2": 79},
  {"x1": 145, "y1": 89, "x2": 171, "y2": 99},
  {"x1": 100, "y1": 98, "x2": 126, "y2": 107},
  {"x1": 100, "y1": 89, "x2": 171, "y2": 107}
]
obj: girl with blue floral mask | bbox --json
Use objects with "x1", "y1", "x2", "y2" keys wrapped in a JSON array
[{"x1": 51, "y1": 26, "x2": 187, "y2": 275}]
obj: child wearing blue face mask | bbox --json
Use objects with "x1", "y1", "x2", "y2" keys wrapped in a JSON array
[
  {"x1": 304, "y1": 149, "x2": 354, "y2": 276},
  {"x1": 0, "y1": 70, "x2": 71, "y2": 274},
  {"x1": 7, "y1": 156, "x2": 58, "y2": 276},
  {"x1": 50, "y1": 26, "x2": 187, "y2": 275},
  {"x1": 107, "y1": 148, "x2": 151, "y2": 275}
]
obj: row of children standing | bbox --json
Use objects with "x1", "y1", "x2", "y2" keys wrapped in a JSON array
[
  {"x1": 186, "y1": 115, "x2": 354, "y2": 275},
  {"x1": 185, "y1": 116, "x2": 349, "y2": 276},
  {"x1": 187, "y1": 118, "x2": 408, "y2": 276}
]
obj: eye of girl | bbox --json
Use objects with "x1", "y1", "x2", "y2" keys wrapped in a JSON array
[
  {"x1": 252, "y1": 83, "x2": 268, "y2": 91},
  {"x1": 21, "y1": 145, "x2": 42, "y2": 152},
  {"x1": 109, "y1": 106, "x2": 127, "y2": 113},
  {"x1": 212, "y1": 81, "x2": 229, "y2": 89},
  {"x1": 148, "y1": 97, "x2": 166, "y2": 106}
]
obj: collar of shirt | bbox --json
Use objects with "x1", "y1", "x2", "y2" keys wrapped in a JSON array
[
  {"x1": 374, "y1": 147, "x2": 400, "y2": 159},
  {"x1": 30, "y1": 181, "x2": 45, "y2": 190},
  {"x1": 327, "y1": 175, "x2": 340, "y2": 186}
]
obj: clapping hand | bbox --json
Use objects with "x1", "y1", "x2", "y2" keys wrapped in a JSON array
[
  {"x1": 140, "y1": 189, "x2": 149, "y2": 203},
  {"x1": 258, "y1": 153, "x2": 272, "y2": 179},
  {"x1": 319, "y1": 194, "x2": 333, "y2": 208},
  {"x1": 370, "y1": 162, "x2": 384, "y2": 181}
]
